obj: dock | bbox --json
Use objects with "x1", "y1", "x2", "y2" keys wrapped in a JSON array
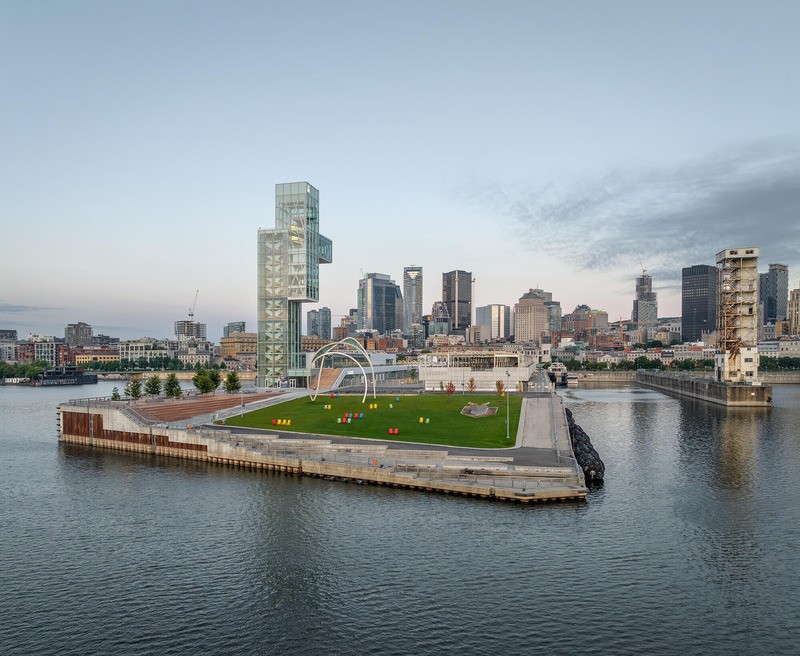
[{"x1": 57, "y1": 386, "x2": 588, "y2": 503}]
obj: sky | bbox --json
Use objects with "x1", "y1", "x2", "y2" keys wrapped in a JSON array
[{"x1": 2, "y1": 0, "x2": 799, "y2": 341}]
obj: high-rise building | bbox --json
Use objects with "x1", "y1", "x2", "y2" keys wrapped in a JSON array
[
  {"x1": 681, "y1": 265, "x2": 717, "y2": 342},
  {"x1": 65, "y1": 322, "x2": 93, "y2": 347},
  {"x1": 788, "y1": 287, "x2": 800, "y2": 337},
  {"x1": 357, "y1": 273, "x2": 402, "y2": 335},
  {"x1": 526, "y1": 288, "x2": 561, "y2": 334},
  {"x1": 715, "y1": 247, "x2": 759, "y2": 383},
  {"x1": 513, "y1": 290, "x2": 548, "y2": 344},
  {"x1": 632, "y1": 272, "x2": 658, "y2": 326},
  {"x1": 223, "y1": 321, "x2": 246, "y2": 338},
  {"x1": 429, "y1": 301, "x2": 452, "y2": 335},
  {"x1": 475, "y1": 304, "x2": 511, "y2": 341},
  {"x1": 319, "y1": 307, "x2": 332, "y2": 340},
  {"x1": 174, "y1": 321, "x2": 206, "y2": 341},
  {"x1": 257, "y1": 182, "x2": 333, "y2": 387},
  {"x1": 759, "y1": 263, "x2": 789, "y2": 324},
  {"x1": 403, "y1": 266, "x2": 423, "y2": 330},
  {"x1": 442, "y1": 270, "x2": 472, "y2": 335},
  {"x1": 306, "y1": 309, "x2": 320, "y2": 336}
]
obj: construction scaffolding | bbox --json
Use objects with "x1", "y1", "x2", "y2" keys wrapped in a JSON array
[{"x1": 715, "y1": 247, "x2": 760, "y2": 384}]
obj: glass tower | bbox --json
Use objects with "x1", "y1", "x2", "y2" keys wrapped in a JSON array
[
  {"x1": 403, "y1": 266, "x2": 423, "y2": 330},
  {"x1": 257, "y1": 182, "x2": 332, "y2": 387}
]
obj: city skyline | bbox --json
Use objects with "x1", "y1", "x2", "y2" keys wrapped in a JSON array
[{"x1": 2, "y1": 2, "x2": 800, "y2": 339}]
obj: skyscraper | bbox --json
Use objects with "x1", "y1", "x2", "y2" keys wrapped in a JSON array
[
  {"x1": 759, "y1": 263, "x2": 789, "y2": 323},
  {"x1": 223, "y1": 321, "x2": 246, "y2": 338},
  {"x1": 319, "y1": 307, "x2": 332, "y2": 340},
  {"x1": 475, "y1": 304, "x2": 511, "y2": 341},
  {"x1": 681, "y1": 265, "x2": 717, "y2": 342},
  {"x1": 357, "y1": 273, "x2": 403, "y2": 335},
  {"x1": 632, "y1": 272, "x2": 658, "y2": 326},
  {"x1": 788, "y1": 287, "x2": 800, "y2": 337},
  {"x1": 257, "y1": 182, "x2": 333, "y2": 387},
  {"x1": 403, "y1": 266, "x2": 423, "y2": 330},
  {"x1": 442, "y1": 270, "x2": 472, "y2": 335},
  {"x1": 306, "y1": 309, "x2": 320, "y2": 336},
  {"x1": 513, "y1": 290, "x2": 548, "y2": 344}
]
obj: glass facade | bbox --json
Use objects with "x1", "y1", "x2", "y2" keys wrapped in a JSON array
[
  {"x1": 681, "y1": 265, "x2": 717, "y2": 342},
  {"x1": 258, "y1": 182, "x2": 332, "y2": 387}
]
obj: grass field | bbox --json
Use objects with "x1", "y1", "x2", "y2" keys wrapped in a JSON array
[{"x1": 225, "y1": 393, "x2": 522, "y2": 449}]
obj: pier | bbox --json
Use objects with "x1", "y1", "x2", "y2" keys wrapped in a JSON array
[
  {"x1": 57, "y1": 387, "x2": 588, "y2": 503},
  {"x1": 636, "y1": 370, "x2": 773, "y2": 406}
]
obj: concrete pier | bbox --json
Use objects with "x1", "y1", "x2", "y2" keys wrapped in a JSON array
[
  {"x1": 57, "y1": 392, "x2": 588, "y2": 504},
  {"x1": 636, "y1": 371, "x2": 773, "y2": 407}
]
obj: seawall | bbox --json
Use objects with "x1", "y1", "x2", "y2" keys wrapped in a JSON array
[
  {"x1": 636, "y1": 371, "x2": 773, "y2": 407},
  {"x1": 57, "y1": 401, "x2": 587, "y2": 504}
]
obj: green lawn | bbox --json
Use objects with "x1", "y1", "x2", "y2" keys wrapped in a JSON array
[{"x1": 225, "y1": 393, "x2": 522, "y2": 448}]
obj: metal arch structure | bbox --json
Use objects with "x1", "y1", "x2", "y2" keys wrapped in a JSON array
[{"x1": 309, "y1": 338, "x2": 377, "y2": 404}]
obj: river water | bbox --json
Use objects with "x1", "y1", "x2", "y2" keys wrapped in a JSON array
[{"x1": 1, "y1": 381, "x2": 798, "y2": 655}]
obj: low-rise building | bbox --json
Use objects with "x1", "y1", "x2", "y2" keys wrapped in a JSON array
[{"x1": 417, "y1": 350, "x2": 539, "y2": 392}]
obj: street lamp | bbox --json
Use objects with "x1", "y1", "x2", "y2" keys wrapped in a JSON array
[{"x1": 505, "y1": 370, "x2": 510, "y2": 439}]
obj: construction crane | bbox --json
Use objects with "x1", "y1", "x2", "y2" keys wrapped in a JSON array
[{"x1": 188, "y1": 290, "x2": 199, "y2": 320}]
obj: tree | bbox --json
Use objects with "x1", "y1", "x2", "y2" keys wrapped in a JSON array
[
  {"x1": 124, "y1": 379, "x2": 142, "y2": 400},
  {"x1": 192, "y1": 368, "x2": 216, "y2": 395},
  {"x1": 145, "y1": 374, "x2": 162, "y2": 397},
  {"x1": 439, "y1": 381, "x2": 445, "y2": 392},
  {"x1": 496, "y1": 380, "x2": 505, "y2": 396},
  {"x1": 224, "y1": 371, "x2": 241, "y2": 394},
  {"x1": 164, "y1": 373, "x2": 182, "y2": 399},
  {"x1": 111, "y1": 387, "x2": 121, "y2": 401},
  {"x1": 467, "y1": 376, "x2": 477, "y2": 393},
  {"x1": 445, "y1": 381, "x2": 456, "y2": 400},
  {"x1": 208, "y1": 369, "x2": 222, "y2": 390}
]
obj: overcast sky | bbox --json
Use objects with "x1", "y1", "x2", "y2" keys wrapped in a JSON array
[{"x1": 2, "y1": 0, "x2": 799, "y2": 340}]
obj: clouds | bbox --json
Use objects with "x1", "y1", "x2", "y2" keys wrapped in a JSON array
[{"x1": 473, "y1": 139, "x2": 800, "y2": 287}]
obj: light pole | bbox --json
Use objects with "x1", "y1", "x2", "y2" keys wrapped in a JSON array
[{"x1": 505, "y1": 370, "x2": 510, "y2": 439}]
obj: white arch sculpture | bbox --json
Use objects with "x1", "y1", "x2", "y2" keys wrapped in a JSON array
[{"x1": 309, "y1": 337, "x2": 377, "y2": 404}]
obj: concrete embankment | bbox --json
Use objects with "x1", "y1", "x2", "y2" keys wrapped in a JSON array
[
  {"x1": 636, "y1": 371, "x2": 772, "y2": 407},
  {"x1": 57, "y1": 400, "x2": 587, "y2": 503}
]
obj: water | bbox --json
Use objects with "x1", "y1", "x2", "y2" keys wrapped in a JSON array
[{"x1": 1, "y1": 381, "x2": 799, "y2": 655}]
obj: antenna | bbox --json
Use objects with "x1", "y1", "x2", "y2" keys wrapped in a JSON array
[{"x1": 189, "y1": 290, "x2": 199, "y2": 319}]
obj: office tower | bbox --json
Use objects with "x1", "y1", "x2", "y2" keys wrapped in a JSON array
[
  {"x1": 429, "y1": 301, "x2": 452, "y2": 335},
  {"x1": 526, "y1": 288, "x2": 561, "y2": 333},
  {"x1": 716, "y1": 247, "x2": 759, "y2": 383},
  {"x1": 257, "y1": 182, "x2": 333, "y2": 387},
  {"x1": 788, "y1": 287, "x2": 800, "y2": 336},
  {"x1": 632, "y1": 272, "x2": 658, "y2": 326},
  {"x1": 475, "y1": 304, "x2": 511, "y2": 341},
  {"x1": 64, "y1": 322, "x2": 93, "y2": 347},
  {"x1": 681, "y1": 265, "x2": 717, "y2": 342},
  {"x1": 357, "y1": 273, "x2": 403, "y2": 335},
  {"x1": 514, "y1": 290, "x2": 548, "y2": 344},
  {"x1": 759, "y1": 263, "x2": 789, "y2": 323},
  {"x1": 403, "y1": 266, "x2": 423, "y2": 330},
  {"x1": 442, "y1": 270, "x2": 472, "y2": 335},
  {"x1": 319, "y1": 307, "x2": 332, "y2": 340},
  {"x1": 223, "y1": 321, "x2": 246, "y2": 338},
  {"x1": 307, "y1": 309, "x2": 320, "y2": 336}
]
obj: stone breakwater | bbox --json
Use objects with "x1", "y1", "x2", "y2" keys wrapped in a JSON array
[
  {"x1": 565, "y1": 408, "x2": 605, "y2": 483},
  {"x1": 58, "y1": 401, "x2": 588, "y2": 504}
]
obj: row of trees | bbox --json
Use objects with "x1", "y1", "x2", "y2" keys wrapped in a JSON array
[
  {"x1": 0, "y1": 360, "x2": 52, "y2": 379},
  {"x1": 114, "y1": 369, "x2": 242, "y2": 400},
  {"x1": 554, "y1": 357, "x2": 718, "y2": 371},
  {"x1": 83, "y1": 357, "x2": 227, "y2": 372},
  {"x1": 760, "y1": 356, "x2": 800, "y2": 371}
]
